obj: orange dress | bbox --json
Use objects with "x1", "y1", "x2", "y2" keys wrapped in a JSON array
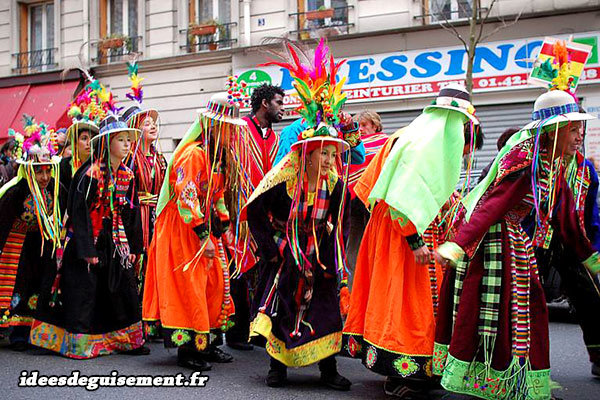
[
  {"x1": 342, "y1": 131, "x2": 449, "y2": 379},
  {"x1": 143, "y1": 142, "x2": 234, "y2": 351}
]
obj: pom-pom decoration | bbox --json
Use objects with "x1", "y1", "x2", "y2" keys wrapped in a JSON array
[{"x1": 225, "y1": 75, "x2": 250, "y2": 108}]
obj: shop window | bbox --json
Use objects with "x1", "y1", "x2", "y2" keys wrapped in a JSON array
[
  {"x1": 96, "y1": 0, "x2": 141, "y2": 64},
  {"x1": 430, "y1": 0, "x2": 473, "y2": 22},
  {"x1": 292, "y1": 0, "x2": 353, "y2": 39},
  {"x1": 14, "y1": 1, "x2": 55, "y2": 74},
  {"x1": 185, "y1": 0, "x2": 235, "y2": 52}
]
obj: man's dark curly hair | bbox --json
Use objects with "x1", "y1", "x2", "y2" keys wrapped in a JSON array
[{"x1": 250, "y1": 84, "x2": 285, "y2": 113}]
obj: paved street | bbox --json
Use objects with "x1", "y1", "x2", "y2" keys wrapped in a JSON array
[{"x1": 0, "y1": 322, "x2": 598, "y2": 400}]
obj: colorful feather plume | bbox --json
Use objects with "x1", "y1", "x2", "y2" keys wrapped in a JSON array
[
  {"x1": 550, "y1": 40, "x2": 573, "y2": 92},
  {"x1": 126, "y1": 61, "x2": 144, "y2": 104},
  {"x1": 260, "y1": 38, "x2": 347, "y2": 129}
]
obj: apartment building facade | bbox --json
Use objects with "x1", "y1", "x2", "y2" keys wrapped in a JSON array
[{"x1": 0, "y1": 0, "x2": 599, "y2": 172}]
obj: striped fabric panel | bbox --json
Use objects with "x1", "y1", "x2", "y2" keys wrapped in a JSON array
[
  {"x1": 507, "y1": 222, "x2": 534, "y2": 358},
  {"x1": 0, "y1": 229, "x2": 27, "y2": 310}
]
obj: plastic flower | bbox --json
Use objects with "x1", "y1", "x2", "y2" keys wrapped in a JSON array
[
  {"x1": 393, "y1": 356, "x2": 419, "y2": 377},
  {"x1": 171, "y1": 329, "x2": 191, "y2": 345}
]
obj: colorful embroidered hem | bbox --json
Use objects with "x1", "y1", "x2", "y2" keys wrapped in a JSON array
[
  {"x1": 341, "y1": 333, "x2": 434, "y2": 379},
  {"x1": 29, "y1": 320, "x2": 145, "y2": 359},
  {"x1": 432, "y1": 342, "x2": 450, "y2": 375},
  {"x1": 143, "y1": 319, "x2": 209, "y2": 351},
  {"x1": 0, "y1": 314, "x2": 33, "y2": 328},
  {"x1": 440, "y1": 354, "x2": 551, "y2": 400},
  {"x1": 251, "y1": 312, "x2": 342, "y2": 368}
]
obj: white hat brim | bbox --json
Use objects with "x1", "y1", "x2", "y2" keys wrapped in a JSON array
[
  {"x1": 126, "y1": 109, "x2": 159, "y2": 126},
  {"x1": 290, "y1": 136, "x2": 351, "y2": 153},
  {"x1": 67, "y1": 122, "x2": 100, "y2": 138},
  {"x1": 17, "y1": 159, "x2": 60, "y2": 166},
  {"x1": 197, "y1": 108, "x2": 246, "y2": 126},
  {"x1": 424, "y1": 105, "x2": 480, "y2": 124},
  {"x1": 522, "y1": 112, "x2": 596, "y2": 130}
]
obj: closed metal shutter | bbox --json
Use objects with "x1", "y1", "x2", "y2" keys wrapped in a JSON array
[
  {"x1": 273, "y1": 102, "x2": 533, "y2": 181},
  {"x1": 379, "y1": 102, "x2": 534, "y2": 182}
]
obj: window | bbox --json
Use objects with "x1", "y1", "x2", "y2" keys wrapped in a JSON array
[
  {"x1": 107, "y1": 0, "x2": 138, "y2": 38},
  {"x1": 294, "y1": 0, "x2": 352, "y2": 39},
  {"x1": 97, "y1": 0, "x2": 140, "y2": 63},
  {"x1": 430, "y1": 0, "x2": 473, "y2": 22},
  {"x1": 15, "y1": 2, "x2": 55, "y2": 73},
  {"x1": 187, "y1": 0, "x2": 234, "y2": 52},
  {"x1": 192, "y1": 0, "x2": 231, "y2": 24}
]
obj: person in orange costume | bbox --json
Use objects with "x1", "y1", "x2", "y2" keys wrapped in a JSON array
[
  {"x1": 143, "y1": 93, "x2": 249, "y2": 371},
  {"x1": 342, "y1": 85, "x2": 482, "y2": 398}
]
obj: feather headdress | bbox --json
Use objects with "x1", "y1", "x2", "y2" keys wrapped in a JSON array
[{"x1": 261, "y1": 38, "x2": 347, "y2": 134}]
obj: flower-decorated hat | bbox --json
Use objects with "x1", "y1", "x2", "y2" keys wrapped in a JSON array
[
  {"x1": 15, "y1": 114, "x2": 60, "y2": 166},
  {"x1": 66, "y1": 89, "x2": 102, "y2": 141},
  {"x1": 424, "y1": 83, "x2": 479, "y2": 124},
  {"x1": 261, "y1": 38, "x2": 350, "y2": 153},
  {"x1": 121, "y1": 60, "x2": 159, "y2": 129}
]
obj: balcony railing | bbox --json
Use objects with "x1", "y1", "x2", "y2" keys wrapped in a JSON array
[
  {"x1": 92, "y1": 35, "x2": 143, "y2": 64},
  {"x1": 181, "y1": 22, "x2": 237, "y2": 53},
  {"x1": 289, "y1": 5, "x2": 354, "y2": 39},
  {"x1": 12, "y1": 48, "x2": 57, "y2": 74}
]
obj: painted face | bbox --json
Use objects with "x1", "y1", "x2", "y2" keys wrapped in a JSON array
[
  {"x1": 110, "y1": 131, "x2": 132, "y2": 161},
  {"x1": 77, "y1": 130, "x2": 91, "y2": 160},
  {"x1": 141, "y1": 116, "x2": 158, "y2": 142},
  {"x1": 309, "y1": 144, "x2": 338, "y2": 176},
  {"x1": 551, "y1": 121, "x2": 584, "y2": 157},
  {"x1": 359, "y1": 119, "x2": 377, "y2": 136},
  {"x1": 34, "y1": 166, "x2": 52, "y2": 189},
  {"x1": 266, "y1": 93, "x2": 284, "y2": 123}
]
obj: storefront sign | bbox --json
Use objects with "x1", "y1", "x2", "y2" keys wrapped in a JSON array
[
  {"x1": 584, "y1": 96, "x2": 600, "y2": 172},
  {"x1": 235, "y1": 31, "x2": 600, "y2": 107}
]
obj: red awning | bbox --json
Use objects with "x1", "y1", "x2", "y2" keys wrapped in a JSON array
[
  {"x1": 0, "y1": 85, "x2": 30, "y2": 139},
  {"x1": 0, "y1": 80, "x2": 79, "y2": 142}
]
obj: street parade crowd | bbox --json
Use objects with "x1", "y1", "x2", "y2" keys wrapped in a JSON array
[{"x1": 0, "y1": 38, "x2": 599, "y2": 400}]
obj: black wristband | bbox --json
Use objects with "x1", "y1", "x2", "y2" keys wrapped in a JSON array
[
  {"x1": 193, "y1": 223, "x2": 209, "y2": 241},
  {"x1": 406, "y1": 233, "x2": 425, "y2": 251}
]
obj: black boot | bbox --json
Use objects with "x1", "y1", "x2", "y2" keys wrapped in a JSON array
[
  {"x1": 266, "y1": 357, "x2": 287, "y2": 387},
  {"x1": 177, "y1": 347, "x2": 212, "y2": 371},
  {"x1": 202, "y1": 345, "x2": 234, "y2": 363},
  {"x1": 120, "y1": 345, "x2": 151, "y2": 356},
  {"x1": 318, "y1": 356, "x2": 351, "y2": 391},
  {"x1": 383, "y1": 377, "x2": 428, "y2": 399}
]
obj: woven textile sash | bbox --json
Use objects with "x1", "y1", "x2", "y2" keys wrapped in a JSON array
[
  {"x1": 478, "y1": 223, "x2": 503, "y2": 337},
  {"x1": 507, "y1": 223, "x2": 534, "y2": 358},
  {"x1": 0, "y1": 225, "x2": 27, "y2": 310}
]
